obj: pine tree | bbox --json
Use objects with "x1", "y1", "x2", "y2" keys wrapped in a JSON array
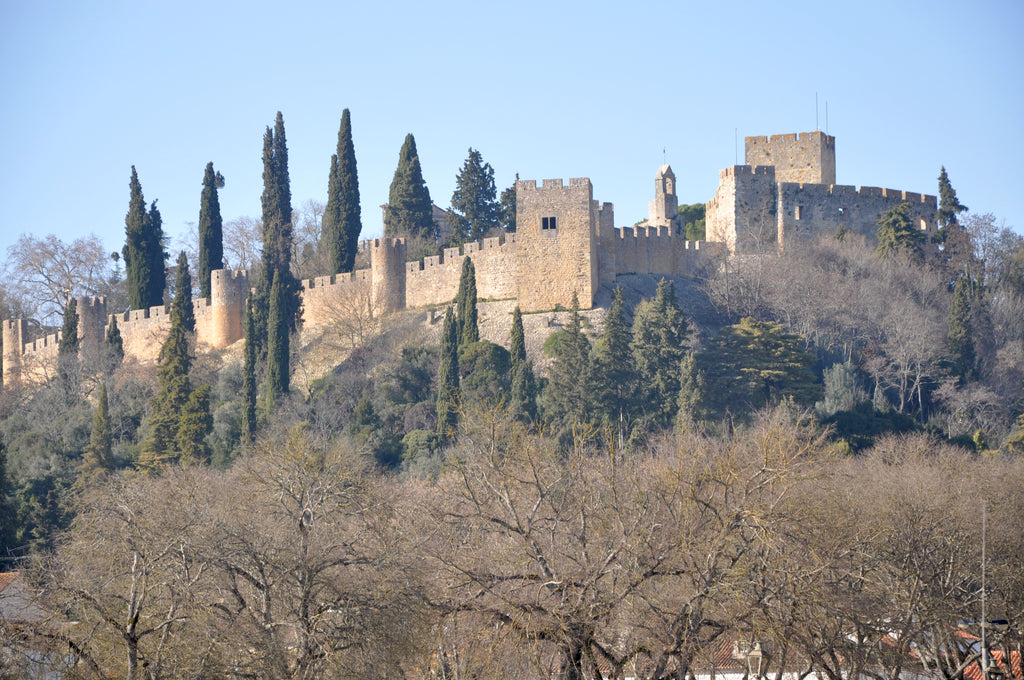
[
  {"x1": 948, "y1": 274, "x2": 976, "y2": 383},
  {"x1": 455, "y1": 257, "x2": 479, "y2": 347},
  {"x1": 241, "y1": 295, "x2": 258, "y2": 442},
  {"x1": 591, "y1": 287, "x2": 636, "y2": 437},
  {"x1": 322, "y1": 109, "x2": 362, "y2": 274},
  {"x1": 104, "y1": 315, "x2": 124, "y2": 374},
  {"x1": 263, "y1": 269, "x2": 290, "y2": 414},
  {"x1": 384, "y1": 134, "x2": 434, "y2": 239},
  {"x1": 198, "y1": 162, "x2": 225, "y2": 299},
  {"x1": 876, "y1": 202, "x2": 924, "y2": 259},
  {"x1": 630, "y1": 279, "x2": 688, "y2": 426},
  {"x1": 436, "y1": 306, "x2": 460, "y2": 438},
  {"x1": 176, "y1": 384, "x2": 212, "y2": 464},
  {"x1": 447, "y1": 148, "x2": 499, "y2": 244},
  {"x1": 77, "y1": 382, "x2": 113, "y2": 487},
  {"x1": 937, "y1": 166, "x2": 968, "y2": 233}
]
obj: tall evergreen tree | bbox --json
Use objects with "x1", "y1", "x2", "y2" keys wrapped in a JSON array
[
  {"x1": 437, "y1": 306, "x2": 460, "y2": 438},
  {"x1": 676, "y1": 351, "x2": 708, "y2": 424},
  {"x1": 510, "y1": 305, "x2": 526, "y2": 365},
  {"x1": 500, "y1": 176, "x2": 518, "y2": 232},
  {"x1": 263, "y1": 269, "x2": 289, "y2": 414},
  {"x1": 139, "y1": 256, "x2": 195, "y2": 472},
  {"x1": 630, "y1": 279, "x2": 688, "y2": 426},
  {"x1": 455, "y1": 257, "x2": 479, "y2": 347},
  {"x1": 0, "y1": 440, "x2": 15, "y2": 555},
  {"x1": 241, "y1": 295, "x2": 258, "y2": 443},
  {"x1": 322, "y1": 109, "x2": 362, "y2": 274},
  {"x1": 447, "y1": 148, "x2": 499, "y2": 244},
  {"x1": 198, "y1": 162, "x2": 225, "y2": 299},
  {"x1": 253, "y1": 112, "x2": 301, "y2": 354},
  {"x1": 77, "y1": 382, "x2": 113, "y2": 487},
  {"x1": 591, "y1": 287, "x2": 636, "y2": 438},
  {"x1": 936, "y1": 166, "x2": 968, "y2": 233},
  {"x1": 176, "y1": 384, "x2": 212, "y2": 464},
  {"x1": 948, "y1": 274, "x2": 976, "y2": 383},
  {"x1": 508, "y1": 305, "x2": 537, "y2": 423},
  {"x1": 876, "y1": 202, "x2": 924, "y2": 259},
  {"x1": 384, "y1": 134, "x2": 434, "y2": 239},
  {"x1": 123, "y1": 166, "x2": 166, "y2": 310},
  {"x1": 542, "y1": 292, "x2": 592, "y2": 437},
  {"x1": 58, "y1": 297, "x2": 79, "y2": 398},
  {"x1": 104, "y1": 315, "x2": 124, "y2": 375},
  {"x1": 172, "y1": 251, "x2": 195, "y2": 333}
]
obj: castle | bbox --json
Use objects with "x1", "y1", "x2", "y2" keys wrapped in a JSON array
[{"x1": 2, "y1": 130, "x2": 937, "y2": 386}]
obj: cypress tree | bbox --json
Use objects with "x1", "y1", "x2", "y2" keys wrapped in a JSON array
[
  {"x1": 172, "y1": 251, "x2": 195, "y2": 334},
  {"x1": 139, "y1": 257, "x2": 194, "y2": 472},
  {"x1": 78, "y1": 382, "x2": 113, "y2": 487},
  {"x1": 455, "y1": 257, "x2": 479, "y2": 347},
  {"x1": 630, "y1": 279, "x2": 688, "y2": 426},
  {"x1": 448, "y1": 148, "x2": 499, "y2": 244},
  {"x1": 948, "y1": 274, "x2": 976, "y2": 383},
  {"x1": 677, "y1": 352, "x2": 708, "y2": 425},
  {"x1": 58, "y1": 297, "x2": 79, "y2": 398},
  {"x1": 509, "y1": 306, "x2": 537, "y2": 423},
  {"x1": 0, "y1": 441, "x2": 15, "y2": 555},
  {"x1": 263, "y1": 269, "x2": 289, "y2": 414},
  {"x1": 145, "y1": 199, "x2": 166, "y2": 306},
  {"x1": 58, "y1": 297, "x2": 79, "y2": 357},
  {"x1": 876, "y1": 202, "x2": 924, "y2": 259},
  {"x1": 241, "y1": 295, "x2": 258, "y2": 442},
  {"x1": 198, "y1": 162, "x2": 225, "y2": 299},
  {"x1": 104, "y1": 315, "x2": 124, "y2": 374},
  {"x1": 510, "y1": 305, "x2": 526, "y2": 364},
  {"x1": 322, "y1": 109, "x2": 362, "y2": 273},
  {"x1": 384, "y1": 134, "x2": 434, "y2": 239},
  {"x1": 591, "y1": 287, "x2": 635, "y2": 437},
  {"x1": 123, "y1": 166, "x2": 150, "y2": 310},
  {"x1": 436, "y1": 306, "x2": 460, "y2": 438}
]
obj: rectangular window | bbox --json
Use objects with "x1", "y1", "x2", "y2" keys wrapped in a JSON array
[
  {"x1": 542, "y1": 216, "x2": 557, "y2": 230},
  {"x1": 795, "y1": 205, "x2": 803, "y2": 220}
]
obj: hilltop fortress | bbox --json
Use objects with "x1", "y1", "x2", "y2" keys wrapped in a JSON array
[{"x1": 2, "y1": 130, "x2": 937, "y2": 386}]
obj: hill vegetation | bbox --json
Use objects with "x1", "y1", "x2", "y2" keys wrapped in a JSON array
[{"x1": 1, "y1": 114, "x2": 1023, "y2": 679}]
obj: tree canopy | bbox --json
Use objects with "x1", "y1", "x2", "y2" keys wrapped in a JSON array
[{"x1": 384, "y1": 134, "x2": 434, "y2": 239}]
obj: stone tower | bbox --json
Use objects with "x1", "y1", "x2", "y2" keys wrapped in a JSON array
[
  {"x1": 76, "y1": 296, "x2": 107, "y2": 367},
  {"x1": 369, "y1": 238, "x2": 407, "y2": 315},
  {"x1": 648, "y1": 164, "x2": 679, "y2": 228},
  {"x1": 2, "y1": 319, "x2": 27, "y2": 387},
  {"x1": 208, "y1": 269, "x2": 248, "y2": 347},
  {"x1": 515, "y1": 178, "x2": 599, "y2": 311},
  {"x1": 745, "y1": 131, "x2": 836, "y2": 185}
]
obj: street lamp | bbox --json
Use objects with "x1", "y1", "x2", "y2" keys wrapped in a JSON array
[{"x1": 735, "y1": 640, "x2": 768, "y2": 680}]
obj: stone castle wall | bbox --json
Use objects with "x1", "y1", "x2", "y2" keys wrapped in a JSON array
[
  {"x1": 777, "y1": 183, "x2": 937, "y2": 245},
  {"x1": 745, "y1": 131, "x2": 836, "y2": 185},
  {"x1": 405, "y1": 234, "x2": 518, "y2": 308}
]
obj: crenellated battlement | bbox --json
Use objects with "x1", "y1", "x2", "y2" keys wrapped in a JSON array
[{"x1": 720, "y1": 165, "x2": 776, "y2": 179}]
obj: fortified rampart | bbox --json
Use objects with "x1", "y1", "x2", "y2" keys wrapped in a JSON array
[{"x1": 708, "y1": 132, "x2": 937, "y2": 254}]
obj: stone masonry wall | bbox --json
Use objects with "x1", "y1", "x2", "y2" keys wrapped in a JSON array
[
  {"x1": 746, "y1": 131, "x2": 836, "y2": 185},
  {"x1": 515, "y1": 178, "x2": 598, "y2": 310},
  {"x1": 405, "y1": 235, "x2": 519, "y2": 308},
  {"x1": 705, "y1": 165, "x2": 778, "y2": 255},
  {"x1": 777, "y1": 183, "x2": 938, "y2": 245}
]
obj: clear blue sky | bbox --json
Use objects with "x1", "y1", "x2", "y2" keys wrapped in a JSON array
[{"x1": 1, "y1": 0, "x2": 1021, "y2": 263}]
